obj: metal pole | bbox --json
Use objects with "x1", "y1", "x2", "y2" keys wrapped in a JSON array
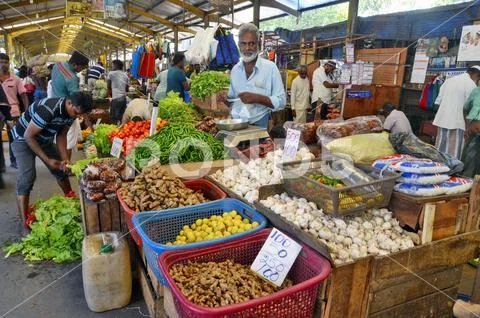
[
  {"x1": 346, "y1": 0, "x2": 359, "y2": 38},
  {"x1": 253, "y1": 0, "x2": 260, "y2": 27},
  {"x1": 174, "y1": 26, "x2": 179, "y2": 53}
]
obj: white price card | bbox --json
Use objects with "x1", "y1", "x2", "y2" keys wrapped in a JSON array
[
  {"x1": 251, "y1": 228, "x2": 302, "y2": 287},
  {"x1": 283, "y1": 128, "x2": 301, "y2": 162},
  {"x1": 110, "y1": 137, "x2": 123, "y2": 158}
]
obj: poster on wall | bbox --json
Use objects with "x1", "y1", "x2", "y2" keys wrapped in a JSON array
[
  {"x1": 104, "y1": 0, "x2": 127, "y2": 20},
  {"x1": 411, "y1": 43, "x2": 429, "y2": 83},
  {"x1": 458, "y1": 25, "x2": 480, "y2": 61},
  {"x1": 66, "y1": 0, "x2": 103, "y2": 18}
]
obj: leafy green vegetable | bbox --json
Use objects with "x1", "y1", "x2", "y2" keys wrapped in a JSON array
[
  {"x1": 4, "y1": 196, "x2": 84, "y2": 263},
  {"x1": 93, "y1": 124, "x2": 118, "y2": 155},
  {"x1": 158, "y1": 92, "x2": 195, "y2": 123},
  {"x1": 190, "y1": 71, "x2": 230, "y2": 100},
  {"x1": 70, "y1": 158, "x2": 97, "y2": 177},
  {"x1": 128, "y1": 122, "x2": 225, "y2": 170}
]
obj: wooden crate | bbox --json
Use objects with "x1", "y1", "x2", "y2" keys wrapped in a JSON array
[
  {"x1": 79, "y1": 190, "x2": 126, "y2": 235},
  {"x1": 191, "y1": 90, "x2": 228, "y2": 111},
  {"x1": 320, "y1": 230, "x2": 480, "y2": 318},
  {"x1": 136, "y1": 254, "x2": 164, "y2": 318}
]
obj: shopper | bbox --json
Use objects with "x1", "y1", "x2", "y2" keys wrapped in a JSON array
[
  {"x1": 228, "y1": 23, "x2": 286, "y2": 128},
  {"x1": 382, "y1": 102, "x2": 413, "y2": 135},
  {"x1": 433, "y1": 66, "x2": 480, "y2": 159},
  {"x1": 11, "y1": 92, "x2": 93, "y2": 234},
  {"x1": 311, "y1": 60, "x2": 339, "y2": 120},
  {"x1": 0, "y1": 53, "x2": 30, "y2": 169},
  {"x1": 87, "y1": 61, "x2": 105, "y2": 92},
  {"x1": 154, "y1": 69, "x2": 169, "y2": 102},
  {"x1": 108, "y1": 59, "x2": 129, "y2": 124},
  {"x1": 166, "y1": 53, "x2": 189, "y2": 101},
  {"x1": 121, "y1": 98, "x2": 151, "y2": 125},
  {"x1": 290, "y1": 65, "x2": 311, "y2": 123},
  {"x1": 30, "y1": 70, "x2": 48, "y2": 102},
  {"x1": 461, "y1": 86, "x2": 480, "y2": 177},
  {"x1": 50, "y1": 51, "x2": 89, "y2": 161}
]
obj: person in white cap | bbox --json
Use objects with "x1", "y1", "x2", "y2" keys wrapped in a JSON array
[
  {"x1": 290, "y1": 65, "x2": 310, "y2": 123},
  {"x1": 433, "y1": 66, "x2": 480, "y2": 159},
  {"x1": 311, "y1": 60, "x2": 339, "y2": 120}
]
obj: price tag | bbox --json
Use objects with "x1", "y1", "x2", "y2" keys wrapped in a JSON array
[
  {"x1": 251, "y1": 228, "x2": 302, "y2": 287},
  {"x1": 110, "y1": 137, "x2": 123, "y2": 158},
  {"x1": 282, "y1": 128, "x2": 301, "y2": 162}
]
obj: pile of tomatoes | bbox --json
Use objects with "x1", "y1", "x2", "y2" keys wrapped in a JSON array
[{"x1": 108, "y1": 119, "x2": 168, "y2": 156}]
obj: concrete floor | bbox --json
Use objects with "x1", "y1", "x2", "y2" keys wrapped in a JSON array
[{"x1": 0, "y1": 147, "x2": 147, "y2": 318}]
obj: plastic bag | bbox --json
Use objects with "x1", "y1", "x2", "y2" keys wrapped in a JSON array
[
  {"x1": 394, "y1": 176, "x2": 473, "y2": 197},
  {"x1": 389, "y1": 132, "x2": 463, "y2": 175},
  {"x1": 317, "y1": 116, "x2": 382, "y2": 145},
  {"x1": 398, "y1": 172, "x2": 450, "y2": 185},
  {"x1": 373, "y1": 155, "x2": 450, "y2": 174},
  {"x1": 283, "y1": 121, "x2": 318, "y2": 144},
  {"x1": 324, "y1": 132, "x2": 395, "y2": 164},
  {"x1": 461, "y1": 135, "x2": 480, "y2": 178}
]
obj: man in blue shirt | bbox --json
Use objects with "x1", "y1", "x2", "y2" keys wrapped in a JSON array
[
  {"x1": 228, "y1": 23, "x2": 286, "y2": 128},
  {"x1": 51, "y1": 51, "x2": 89, "y2": 98},
  {"x1": 167, "y1": 53, "x2": 189, "y2": 101},
  {"x1": 11, "y1": 92, "x2": 93, "y2": 234}
]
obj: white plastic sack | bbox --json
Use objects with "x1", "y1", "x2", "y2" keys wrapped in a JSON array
[
  {"x1": 394, "y1": 177, "x2": 472, "y2": 197},
  {"x1": 185, "y1": 26, "x2": 219, "y2": 65},
  {"x1": 67, "y1": 119, "x2": 82, "y2": 150},
  {"x1": 397, "y1": 172, "x2": 450, "y2": 185},
  {"x1": 372, "y1": 154, "x2": 450, "y2": 174}
]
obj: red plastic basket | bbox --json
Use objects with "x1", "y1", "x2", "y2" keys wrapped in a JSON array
[
  {"x1": 117, "y1": 178, "x2": 227, "y2": 247},
  {"x1": 159, "y1": 229, "x2": 332, "y2": 318}
]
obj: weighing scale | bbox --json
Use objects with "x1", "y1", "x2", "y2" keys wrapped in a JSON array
[{"x1": 215, "y1": 125, "x2": 270, "y2": 148}]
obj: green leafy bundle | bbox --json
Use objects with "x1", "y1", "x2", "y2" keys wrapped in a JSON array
[
  {"x1": 158, "y1": 92, "x2": 198, "y2": 123},
  {"x1": 93, "y1": 124, "x2": 118, "y2": 155},
  {"x1": 4, "y1": 196, "x2": 84, "y2": 263},
  {"x1": 128, "y1": 122, "x2": 225, "y2": 170},
  {"x1": 190, "y1": 71, "x2": 230, "y2": 100},
  {"x1": 69, "y1": 158, "x2": 98, "y2": 177}
]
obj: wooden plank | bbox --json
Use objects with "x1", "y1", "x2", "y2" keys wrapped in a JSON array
[
  {"x1": 79, "y1": 189, "x2": 88, "y2": 236},
  {"x1": 432, "y1": 199, "x2": 469, "y2": 241},
  {"x1": 389, "y1": 195, "x2": 423, "y2": 229},
  {"x1": 368, "y1": 266, "x2": 462, "y2": 313},
  {"x1": 467, "y1": 176, "x2": 480, "y2": 232},
  {"x1": 137, "y1": 244, "x2": 164, "y2": 297},
  {"x1": 391, "y1": 190, "x2": 470, "y2": 205},
  {"x1": 456, "y1": 203, "x2": 469, "y2": 235},
  {"x1": 136, "y1": 257, "x2": 163, "y2": 318},
  {"x1": 82, "y1": 191, "x2": 100, "y2": 235},
  {"x1": 370, "y1": 231, "x2": 480, "y2": 282},
  {"x1": 98, "y1": 200, "x2": 112, "y2": 232},
  {"x1": 163, "y1": 286, "x2": 180, "y2": 318},
  {"x1": 109, "y1": 198, "x2": 121, "y2": 232},
  {"x1": 323, "y1": 257, "x2": 372, "y2": 318},
  {"x1": 369, "y1": 287, "x2": 457, "y2": 318},
  {"x1": 421, "y1": 203, "x2": 436, "y2": 244}
]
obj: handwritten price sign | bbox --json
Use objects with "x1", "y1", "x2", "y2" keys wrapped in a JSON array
[
  {"x1": 282, "y1": 128, "x2": 301, "y2": 162},
  {"x1": 251, "y1": 228, "x2": 302, "y2": 286},
  {"x1": 110, "y1": 137, "x2": 123, "y2": 158}
]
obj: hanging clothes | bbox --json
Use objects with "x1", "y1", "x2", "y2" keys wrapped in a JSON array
[
  {"x1": 138, "y1": 43, "x2": 156, "y2": 78},
  {"x1": 130, "y1": 45, "x2": 145, "y2": 79},
  {"x1": 419, "y1": 76, "x2": 443, "y2": 111},
  {"x1": 209, "y1": 28, "x2": 239, "y2": 69}
]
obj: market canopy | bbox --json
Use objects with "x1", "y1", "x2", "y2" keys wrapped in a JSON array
[{"x1": 0, "y1": 0, "x2": 347, "y2": 56}]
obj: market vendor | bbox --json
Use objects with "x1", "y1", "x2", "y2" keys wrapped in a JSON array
[
  {"x1": 11, "y1": 91, "x2": 93, "y2": 234},
  {"x1": 382, "y1": 102, "x2": 412, "y2": 135},
  {"x1": 228, "y1": 23, "x2": 286, "y2": 128},
  {"x1": 121, "y1": 98, "x2": 152, "y2": 125},
  {"x1": 433, "y1": 66, "x2": 480, "y2": 159},
  {"x1": 312, "y1": 61, "x2": 339, "y2": 120},
  {"x1": 461, "y1": 86, "x2": 480, "y2": 177}
]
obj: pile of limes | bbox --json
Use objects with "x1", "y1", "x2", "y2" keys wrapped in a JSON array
[{"x1": 166, "y1": 210, "x2": 259, "y2": 245}]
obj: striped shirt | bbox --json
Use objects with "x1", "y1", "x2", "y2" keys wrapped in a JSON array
[
  {"x1": 88, "y1": 65, "x2": 105, "y2": 80},
  {"x1": 12, "y1": 97, "x2": 74, "y2": 143},
  {"x1": 51, "y1": 62, "x2": 79, "y2": 98}
]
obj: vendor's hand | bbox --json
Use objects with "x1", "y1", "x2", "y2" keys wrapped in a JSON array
[
  {"x1": 47, "y1": 159, "x2": 63, "y2": 171},
  {"x1": 238, "y1": 92, "x2": 258, "y2": 104}
]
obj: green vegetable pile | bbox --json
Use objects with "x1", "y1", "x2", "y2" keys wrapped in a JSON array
[
  {"x1": 4, "y1": 196, "x2": 83, "y2": 263},
  {"x1": 128, "y1": 122, "x2": 225, "y2": 170},
  {"x1": 158, "y1": 92, "x2": 202, "y2": 123},
  {"x1": 69, "y1": 158, "x2": 97, "y2": 177},
  {"x1": 93, "y1": 124, "x2": 118, "y2": 155},
  {"x1": 190, "y1": 71, "x2": 230, "y2": 100}
]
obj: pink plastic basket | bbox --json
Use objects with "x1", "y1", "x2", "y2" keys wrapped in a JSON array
[
  {"x1": 117, "y1": 178, "x2": 227, "y2": 247},
  {"x1": 159, "y1": 229, "x2": 332, "y2": 318}
]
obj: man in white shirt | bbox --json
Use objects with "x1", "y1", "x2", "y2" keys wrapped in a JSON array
[
  {"x1": 382, "y1": 102, "x2": 412, "y2": 135},
  {"x1": 433, "y1": 66, "x2": 480, "y2": 159},
  {"x1": 311, "y1": 61, "x2": 339, "y2": 120},
  {"x1": 290, "y1": 65, "x2": 310, "y2": 123},
  {"x1": 121, "y1": 98, "x2": 151, "y2": 125},
  {"x1": 107, "y1": 59, "x2": 129, "y2": 124}
]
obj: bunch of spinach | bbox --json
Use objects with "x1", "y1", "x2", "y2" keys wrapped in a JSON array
[
  {"x1": 4, "y1": 196, "x2": 84, "y2": 263},
  {"x1": 93, "y1": 124, "x2": 118, "y2": 155},
  {"x1": 190, "y1": 71, "x2": 230, "y2": 100}
]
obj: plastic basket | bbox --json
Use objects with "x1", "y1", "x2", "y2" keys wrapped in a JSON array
[
  {"x1": 133, "y1": 198, "x2": 267, "y2": 285},
  {"x1": 117, "y1": 178, "x2": 227, "y2": 247},
  {"x1": 159, "y1": 229, "x2": 332, "y2": 318}
]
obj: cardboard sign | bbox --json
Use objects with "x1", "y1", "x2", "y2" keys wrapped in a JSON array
[
  {"x1": 110, "y1": 137, "x2": 123, "y2": 158},
  {"x1": 251, "y1": 228, "x2": 302, "y2": 287},
  {"x1": 283, "y1": 129, "x2": 301, "y2": 162}
]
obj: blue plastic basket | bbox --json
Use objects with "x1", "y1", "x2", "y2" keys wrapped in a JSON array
[{"x1": 133, "y1": 198, "x2": 268, "y2": 285}]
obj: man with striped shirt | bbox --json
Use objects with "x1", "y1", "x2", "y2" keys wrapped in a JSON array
[
  {"x1": 11, "y1": 91, "x2": 92, "y2": 234},
  {"x1": 87, "y1": 61, "x2": 105, "y2": 92}
]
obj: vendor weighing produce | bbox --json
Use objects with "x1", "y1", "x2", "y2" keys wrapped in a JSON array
[
  {"x1": 228, "y1": 23, "x2": 286, "y2": 128},
  {"x1": 11, "y1": 91, "x2": 93, "y2": 234}
]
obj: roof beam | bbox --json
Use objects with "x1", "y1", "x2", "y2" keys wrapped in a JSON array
[
  {"x1": 86, "y1": 19, "x2": 142, "y2": 39},
  {"x1": 10, "y1": 21, "x2": 69, "y2": 37},
  {"x1": 83, "y1": 25, "x2": 137, "y2": 45},
  {"x1": 125, "y1": 21, "x2": 155, "y2": 35},
  {"x1": 166, "y1": 0, "x2": 239, "y2": 29},
  {"x1": 260, "y1": 0, "x2": 299, "y2": 17},
  {"x1": 126, "y1": 4, "x2": 195, "y2": 34},
  {"x1": 77, "y1": 29, "x2": 126, "y2": 46},
  {"x1": 0, "y1": 0, "x2": 49, "y2": 12},
  {"x1": 0, "y1": 7, "x2": 65, "y2": 26}
]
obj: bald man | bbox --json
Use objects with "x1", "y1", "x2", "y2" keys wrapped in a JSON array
[{"x1": 290, "y1": 65, "x2": 311, "y2": 123}]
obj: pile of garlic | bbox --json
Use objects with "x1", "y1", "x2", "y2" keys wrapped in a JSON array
[
  {"x1": 260, "y1": 193, "x2": 418, "y2": 264},
  {"x1": 211, "y1": 148, "x2": 315, "y2": 203}
]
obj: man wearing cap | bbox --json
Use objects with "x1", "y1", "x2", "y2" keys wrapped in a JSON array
[
  {"x1": 290, "y1": 65, "x2": 310, "y2": 123},
  {"x1": 311, "y1": 61, "x2": 339, "y2": 120},
  {"x1": 433, "y1": 66, "x2": 480, "y2": 159}
]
